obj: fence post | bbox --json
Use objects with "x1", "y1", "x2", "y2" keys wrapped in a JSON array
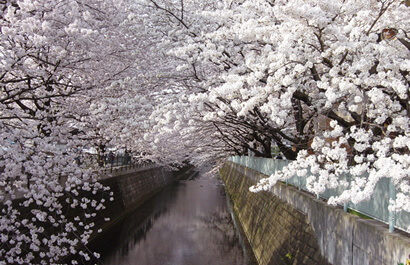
[
  {"x1": 389, "y1": 179, "x2": 396, "y2": 232},
  {"x1": 344, "y1": 173, "x2": 349, "y2": 212},
  {"x1": 298, "y1": 177, "x2": 301, "y2": 191}
]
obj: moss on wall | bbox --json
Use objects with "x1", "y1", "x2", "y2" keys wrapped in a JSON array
[{"x1": 220, "y1": 162, "x2": 330, "y2": 265}]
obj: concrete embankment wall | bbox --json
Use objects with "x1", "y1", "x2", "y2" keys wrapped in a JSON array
[
  {"x1": 220, "y1": 161, "x2": 410, "y2": 265},
  {"x1": 92, "y1": 165, "x2": 193, "y2": 236}
]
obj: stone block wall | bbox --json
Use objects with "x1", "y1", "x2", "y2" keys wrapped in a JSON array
[
  {"x1": 116, "y1": 167, "x2": 172, "y2": 210},
  {"x1": 220, "y1": 161, "x2": 410, "y2": 265},
  {"x1": 96, "y1": 165, "x2": 179, "y2": 232}
]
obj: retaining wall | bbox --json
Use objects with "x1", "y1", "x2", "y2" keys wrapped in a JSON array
[
  {"x1": 94, "y1": 165, "x2": 189, "y2": 233},
  {"x1": 220, "y1": 161, "x2": 410, "y2": 265}
]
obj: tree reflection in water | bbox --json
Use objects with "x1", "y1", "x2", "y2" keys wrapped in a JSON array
[{"x1": 88, "y1": 174, "x2": 256, "y2": 265}]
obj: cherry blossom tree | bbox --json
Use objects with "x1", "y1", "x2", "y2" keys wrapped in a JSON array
[
  {"x1": 144, "y1": 0, "x2": 409, "y2": 213},
  {"x1": 0, "y1": 0, "x2": 148, "y2": 263},
  {"x1": 124, "y1": 0, "x2": 230, "y2": 167}
]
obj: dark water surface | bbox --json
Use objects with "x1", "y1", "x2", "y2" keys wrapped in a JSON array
[{"x1": 88, "y1": 173, "x2": 256, "y2": 265}]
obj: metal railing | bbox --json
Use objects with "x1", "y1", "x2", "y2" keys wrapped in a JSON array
[
  {"x1": 101, "y1": 159, "x2": 155, "y2": 175},
  {"x1": 74, "y1": 152, "x2": 155, "y2": 174},
  {"x1": 228, "y1": 156, "x2": 410, "y2": 233}
]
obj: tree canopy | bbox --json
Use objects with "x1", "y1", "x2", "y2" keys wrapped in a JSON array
[{"x1": 143, "y1": 0, "x2": 409, "y2": 213}]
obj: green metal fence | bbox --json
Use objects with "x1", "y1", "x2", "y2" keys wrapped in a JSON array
[{"x1": 228, "y1": 156, "x2": 410, "y2": 233}]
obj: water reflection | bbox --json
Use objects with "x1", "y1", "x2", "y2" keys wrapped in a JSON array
[{"x1": 89, "y1": 173, "x2": 255, "y2": 265}]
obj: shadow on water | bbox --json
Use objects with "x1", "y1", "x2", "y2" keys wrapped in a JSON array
[{"x1": 87, "y1": 172, "x2": 257, "y2": 265}]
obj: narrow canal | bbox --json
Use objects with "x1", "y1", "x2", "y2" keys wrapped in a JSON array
[{"x1": 88, "y1": 171, "x2": 257, "y2": 265}]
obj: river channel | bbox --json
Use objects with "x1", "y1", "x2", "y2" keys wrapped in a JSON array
[{"x1": 88, "y1": 171, "x2": 257, "y2": 265}]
